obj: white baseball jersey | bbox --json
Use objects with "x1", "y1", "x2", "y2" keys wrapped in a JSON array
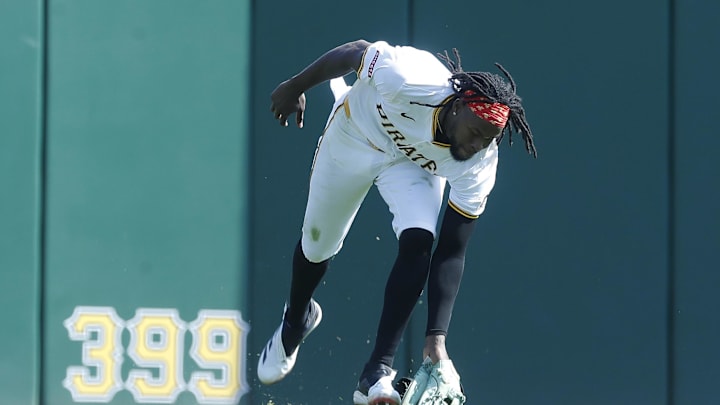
[
  {"x1": 336, "y1": 41, "x2": 499, "y2": 219},
  {"x1": 301, "y1": 41, "x2": 499, "y2": 262}
]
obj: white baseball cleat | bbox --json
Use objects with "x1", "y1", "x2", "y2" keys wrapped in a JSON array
[
  {"x1": 257, "y1": 299, "x2": 322, "y2": 385},
  {"x1": 368, "y1": 374, "x2": 402, "y2": 405},
  {"x1": 353, "y1": 363, "x2": 401, "y2": 405}
]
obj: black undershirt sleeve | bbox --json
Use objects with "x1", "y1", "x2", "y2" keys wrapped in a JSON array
[{"x1": 426, "y1": 206, "x2": 477, "y2": 336}]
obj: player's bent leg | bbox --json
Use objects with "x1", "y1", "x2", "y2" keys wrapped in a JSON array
[
  {"x1": 257, "y1": 298, "x2": 323, "y2": 384},
  {"x1": 353, "y1": 363, "x2": 402, "y2": 405},
  {"x1": 302, "y1": 104, "x2": 382, "y2": 263},
  {"x1": 259, "y1": 105, "x2": 381, "y2": 385},
  {"x1": 365, "y1": 228, "x2": 434, "y2": 370}
]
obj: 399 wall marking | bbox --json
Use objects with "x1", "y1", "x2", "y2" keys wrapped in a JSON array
[{"x1": 63, "y1": 306, "x2": 250, "y2": 404}]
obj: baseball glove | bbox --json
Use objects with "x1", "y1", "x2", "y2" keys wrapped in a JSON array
[{"x1": 399, "y1": 358, "x2": 466, "y2": 405}]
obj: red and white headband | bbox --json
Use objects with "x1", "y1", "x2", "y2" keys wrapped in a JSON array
[{"x1": 463, "y1": 90, "x2": 510, "y2": 128}]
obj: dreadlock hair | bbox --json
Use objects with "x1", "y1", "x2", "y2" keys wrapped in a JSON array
[{"x1": 413, "y1": 49, "x2": 537, "y2": 158}]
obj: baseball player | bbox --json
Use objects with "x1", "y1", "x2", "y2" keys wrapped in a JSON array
[{"x1": 257, "y1": 39, "x2": 536, "y2": 405}]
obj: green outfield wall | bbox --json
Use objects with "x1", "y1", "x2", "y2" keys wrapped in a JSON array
[
  {"x1": 673, "y1": 1, "x2": 720, "y2": 403},
  {"x1": 0, "y1": 0, "x2": 43, "y2": 404},
  {"x1": 0, "y1": 0, "x2": 718, "y2": 404}
]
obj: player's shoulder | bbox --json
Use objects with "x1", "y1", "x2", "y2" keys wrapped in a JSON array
[
  {"x1": 365, "y1": 40, "x2": 435, "y2": 62},
  {"x1": 366, "y1": 42, "x2": 449, "y2": 81}
]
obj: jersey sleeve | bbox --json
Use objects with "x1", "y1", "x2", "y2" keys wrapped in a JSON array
[
  {"x1": 447, "y1": 145, "x2": 499, "y2": 218},
  {"x1": 356, "y1": 41, "x2": 403, "y2": 99},
  {"x1": 356, "y1": 41, "x2": 449, "y2": 101}
]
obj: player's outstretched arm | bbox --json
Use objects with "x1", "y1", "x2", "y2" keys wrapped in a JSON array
[{"x1": 270, "y1": 39, "x2": 371, "y2": 128}]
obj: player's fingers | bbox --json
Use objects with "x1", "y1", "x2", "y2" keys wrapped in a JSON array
[
  {"x1": 296, "y1": 109, "x2": 304, "y2": 128},
  {"x1": 273, "y1": 110, "x2": 288, "y2": 126}
]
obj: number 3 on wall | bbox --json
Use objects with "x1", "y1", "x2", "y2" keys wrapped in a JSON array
[
  {"x1": 63, "y1": 306, "x2": 250, "y2": 404},
  {"x1": 63, "y1": 307, "x2": 125, "y2": 402}
]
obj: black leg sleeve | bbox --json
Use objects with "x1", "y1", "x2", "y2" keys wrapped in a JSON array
[
  {"x1": 286, "y1": 239, "x2": 330, "y2": 326},
  {"x1": 368, "y1": 228, "x2": 434, "y2": 368},
  {"x1": 426, "y1": 208, "x2": 477, "y2": 336}
]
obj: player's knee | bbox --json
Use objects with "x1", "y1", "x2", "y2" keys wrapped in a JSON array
[
  {"x1": 398, "y1": 228, "x2": 434, "y2": 256},
  {"x1": 301, "y1": 237, "x2": 340, "y2": 263}
]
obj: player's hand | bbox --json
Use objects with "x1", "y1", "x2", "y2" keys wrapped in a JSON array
[
  {"x1": 270, "y1": 79, "x2": 306, "y2": 128},
  {"x1": 400, "y1": 359, "x2": 466, "y2": 405}
]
